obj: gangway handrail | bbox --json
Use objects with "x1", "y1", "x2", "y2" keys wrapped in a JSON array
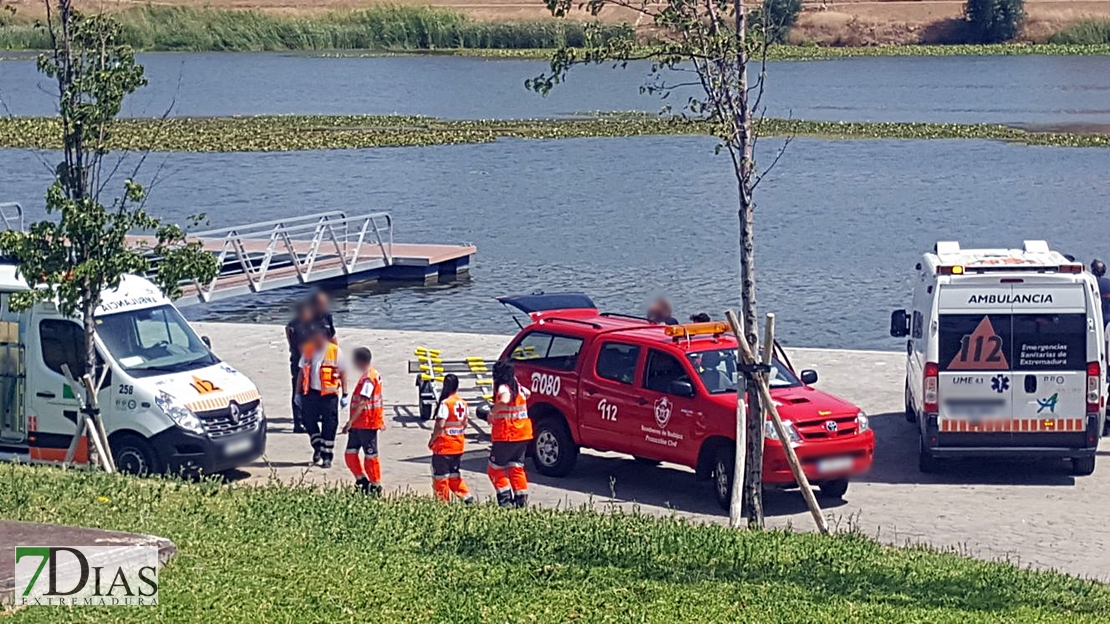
[
  {"x1": 187, "y1": 211, "x2": 393, "y2": 302},
  {"x1": 0, "y1": 203, "x2": 24, "y2": 231}
]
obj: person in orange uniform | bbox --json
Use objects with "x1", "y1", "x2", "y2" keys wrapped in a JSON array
[
  {"x1": 487, "y1": 360, "x2": 533, "y2": 507},
  {"x1": 296, "y1": 328, "x2": 348, "y2": 468},
  {"x1": 428, "y1": 374, "x2": 474, "y2": 503},
  {"x1": 341, "y1": 347, "x2": 384, "y2": 495}
]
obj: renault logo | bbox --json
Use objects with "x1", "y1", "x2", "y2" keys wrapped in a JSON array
[
  {"x1": 824, "y1": 420, "x2": 838, "y2": 432},
  {"x1": 228, "y1": 402, "x2": 241, "y2": 425}
]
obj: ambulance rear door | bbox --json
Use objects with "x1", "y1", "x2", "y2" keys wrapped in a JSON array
[
  {"x1": 1008, "y1": 283, "x2": 1089, "y2": 445},
  {"x1": 935, "y1": 284, "x2": 1015, "y2": 439}
]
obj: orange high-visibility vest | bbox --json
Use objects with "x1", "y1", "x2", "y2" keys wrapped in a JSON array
[
  {"x1": 350, "y1": 367, "x2": 384, "y2": 429},
  {"x1": 490, "y1": 385, "x2": 532, "y2": 442},
  {"x1": 431, "y1": 393, "x2": 468, "y2": 455},
  {"x1": 301, "y1": 342, "x2": 341, "y2": 395}
]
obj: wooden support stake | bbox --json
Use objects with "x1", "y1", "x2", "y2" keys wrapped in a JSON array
[
  {"x1": 730, "y1": 315, "x2": 829, "y2": 534},
  {"x1": 724, "y1": 310, "x2": 746, "y2": 528},
  {"x1": 60, "y1": 364, "x2": 115, "y2": 473}
]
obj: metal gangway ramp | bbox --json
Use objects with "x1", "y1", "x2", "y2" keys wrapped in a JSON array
[{"x1": 176, "y1": 211, "x2": 395, "y2": 303}]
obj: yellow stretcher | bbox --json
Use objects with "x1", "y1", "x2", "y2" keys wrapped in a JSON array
[{"x1": 408, "y1": 347, "x2": 498, "y2": 421}]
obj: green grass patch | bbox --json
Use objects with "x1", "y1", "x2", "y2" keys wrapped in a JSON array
[
  {"x1": 1050, "y1": 20, "x2": 1110, "y2": 45},
  {"x1": 0, "y1": 5, "x2": 630, "y2": 52},
  {"x1": 0, "y1": 114, "x2": 1108, "y2": 152},
  {"x1": 1, "y1": 464, "x2": 1108, "y2": 622}
]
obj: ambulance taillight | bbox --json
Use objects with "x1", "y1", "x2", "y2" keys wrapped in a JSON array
[
  {"x1": 1086, "y1": 361, "x2": 1101, "y2": 413},
  {"x1": 924, "y1": 362, "x2": 939, "y2": 414}
]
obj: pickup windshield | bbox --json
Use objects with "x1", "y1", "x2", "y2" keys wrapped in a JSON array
[
  {"x1": 687, "y1": 349, "x2": 801, "y2": 394},
  {"x1": 96, "y1": 305, "x2": 218, "y2": 378}
]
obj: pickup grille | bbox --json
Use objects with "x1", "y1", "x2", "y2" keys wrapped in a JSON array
[
  {"x1": 796, "y1": 415, "x2": 858, "y2": 440},
  {"x1": 196, "y1": 399, "x2": 262, "y2": 439}
]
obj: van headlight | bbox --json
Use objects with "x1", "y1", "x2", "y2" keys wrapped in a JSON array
[
  {"x1": 856, "y1": 411, "x2": 870, "y2": 433},
  {"x1": 155, "y1": 391, "x2": 205, "y2": 435},
  {"x1": 764, "y1": 419, "x2": 803, "y2": 444}
]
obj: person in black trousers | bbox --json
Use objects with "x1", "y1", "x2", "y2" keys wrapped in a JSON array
[{"x1": 285, "y1": 301, "x2": 316, "y2": 434}]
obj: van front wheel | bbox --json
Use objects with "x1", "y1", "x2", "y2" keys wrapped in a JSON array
[{"x1": 110, "y1": 434, "x2": 162, "y2": 476}]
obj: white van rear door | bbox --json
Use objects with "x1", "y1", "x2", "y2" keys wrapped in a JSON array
[
  {"x1": 935, "y1": 287, "x2": 1014, "y2": 432},
  {"x1": 1008, "y1": 286, "x2": 1088, "y2": 431}
]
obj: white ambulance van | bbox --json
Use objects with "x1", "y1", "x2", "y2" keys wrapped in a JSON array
[
  {"x1": 0, "y1": 266, "x2": 265, "y2": 475},
  {"x1": 890, "y1": 241, "x2": 1105, "y2": 476}
]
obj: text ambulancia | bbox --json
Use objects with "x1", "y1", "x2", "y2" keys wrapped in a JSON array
[{"x1": 890, "y1": 240, "x2": 1106, "y2": 475}]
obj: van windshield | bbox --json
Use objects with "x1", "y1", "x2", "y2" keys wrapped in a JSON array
[
  {"x1": 938, "y1": 313, "x2": 1087, "y2": 371},
  {"x1": 687, "y1": 349, "x2": 801, "y2": 394},
  {"x1": 96, "y1": 305, "x2": 218, "y2": 378}
]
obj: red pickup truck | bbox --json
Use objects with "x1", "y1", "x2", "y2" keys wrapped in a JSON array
[{"x1": 496, "y1": 293, "x2": 875, "y2": 508}]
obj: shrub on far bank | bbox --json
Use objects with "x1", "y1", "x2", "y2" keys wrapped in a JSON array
[
  {"x1": 754, "y1": 0, "x2": 804, "y2": 44},
  {"x1": 964, "y1": 0, "x2": 1025, "y2": 42},
  {"x1": 1050, "y1": 19, "x2": 1110, "y2": 44}
]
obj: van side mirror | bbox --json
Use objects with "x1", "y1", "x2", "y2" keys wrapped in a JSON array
[
  {"x1": 669, "y1": 380, "x2": 695, "y2": 398},
  {"x1": 890, "y1": 309, "x2": 909, "y2": 338},
  {"x1": 800, "y1": 369, "x2": 818, "y2": 385},
  {"x1": 201, "y1": 335, "x2": 212, "y2": 348}
]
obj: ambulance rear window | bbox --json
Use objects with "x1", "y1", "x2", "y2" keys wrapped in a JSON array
[{"x1": 938, "y1": 313, "x2": 1086, "y2": 372}]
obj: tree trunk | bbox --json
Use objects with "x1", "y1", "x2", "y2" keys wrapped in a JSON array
[{"x1": 734, "y1": 0, "x2": 763, "y2": 528}]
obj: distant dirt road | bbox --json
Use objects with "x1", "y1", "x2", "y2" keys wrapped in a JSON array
[{"x1": 10, "y1": 0, "x2": 1110, "y2": 44}]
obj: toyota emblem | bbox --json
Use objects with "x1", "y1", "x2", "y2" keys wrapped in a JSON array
[
  {"x1": 824, "y1": 420, "x2": 838, "y2": 432},
  {"x1": 228, "y1": 402, "x2": 241, "y2": 425}
]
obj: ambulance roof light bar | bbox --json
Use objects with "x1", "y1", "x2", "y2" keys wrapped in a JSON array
[{"x1": 938, "y1": 263, "x2": 1083, "y2": 275}]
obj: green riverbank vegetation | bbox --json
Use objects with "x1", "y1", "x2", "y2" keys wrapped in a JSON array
[
  {"x1": 1, "y1": 114, "x2": 1108, "y2": 152},
  {"x1": 1050, "y1": 19, "x2": 1110, "y2": 45},
  {"x1": 1, "y1": 6, "x2": 1110, "y2": 56},
  {"x1": 2, "y1": 464, "x2": 1109, "y2": 622},
  {"x1": 0, "y1": 5, "x2": 631, "y2": 52}
]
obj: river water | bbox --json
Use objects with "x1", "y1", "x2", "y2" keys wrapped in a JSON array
[
  {"x1": 4, "y1": 136, "x2": 1109, "y2": 351},
  {"x1": 3, "y1": 52, "x2": 1110, "y2": 125}
]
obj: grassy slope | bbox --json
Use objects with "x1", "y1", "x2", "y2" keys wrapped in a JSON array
[
  {"x1": 1, "y1": 6, "x2": 1110, "y2": 55},
  {"x1": 1, "y1": 115, "x2": 1108, "y2": 151},
  {"x1": 1, "y1": 464, "x2": 1109, "y2": 623}
]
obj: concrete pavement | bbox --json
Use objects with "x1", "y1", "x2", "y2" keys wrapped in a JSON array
[{"x1": 197, "y1": 322, "x2": 1110, "y2": 580}]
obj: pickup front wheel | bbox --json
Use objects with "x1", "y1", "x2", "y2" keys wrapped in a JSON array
[
  {"x1": 531, "y1": 418, "x2": 579, "y2": 477},
  {"x1": 712, "y1": 445, "x2": 735, "y2": 511}
]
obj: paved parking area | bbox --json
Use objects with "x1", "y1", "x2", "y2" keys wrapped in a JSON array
[{"x1": 198, "y1": 322, "x2": 1110, "y2": 580}]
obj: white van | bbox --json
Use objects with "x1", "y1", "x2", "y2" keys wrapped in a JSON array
[
  {"x1": 0, "y1": 267, "x2": 265, "y2": 475},
  {"x1": 890, "y1": 241, "x2": 1105, "y2": 476}
]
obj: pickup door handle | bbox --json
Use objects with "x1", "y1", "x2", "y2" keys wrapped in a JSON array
[
  {"x1": 582, "y1": 384, "x2": 598, "y2": 396},
  {"x1": 636, "y1": 398, "x2": 648, "y2": 405},
  {"x1": 36, "y1": 391, "x2": 56, "y2": 398}
]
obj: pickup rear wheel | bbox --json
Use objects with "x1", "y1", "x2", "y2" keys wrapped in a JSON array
[
  {"x1": 531, "y1": 418, "x2": 578, "y2": 477},
  {"x1": 711, "y1": 445, "x2": 735, "y2": 511},
  {"x1": 918, "y1": 437, "x2": 939, "y2": 474}
]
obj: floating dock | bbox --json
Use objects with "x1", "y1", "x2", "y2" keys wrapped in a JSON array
[{"x1": 135, "y1": 211, "x2": 475, "y2": 305}]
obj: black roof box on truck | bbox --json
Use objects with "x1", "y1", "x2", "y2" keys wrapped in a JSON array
[{"x1": 497, "y1": 292, "x2": 597, "y2": 314}]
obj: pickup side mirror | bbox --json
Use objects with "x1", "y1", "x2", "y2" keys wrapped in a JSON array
[
  {"x1": 201, "y1": 335, "x2": 212, "y2": 348},
  {"x1": 800, "y1": 369, "x2": 818, "y2": 385},
  {"x1": 890, "y1": 309, "x2": 909, "y2": 338},
  {"x1": 669, "y1": 380, "x2": 695, "y2": 398}
]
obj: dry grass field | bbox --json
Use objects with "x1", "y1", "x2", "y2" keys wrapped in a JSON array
[{"x1": 7, "y1": 0, "x2": 1110, "y2": 43}]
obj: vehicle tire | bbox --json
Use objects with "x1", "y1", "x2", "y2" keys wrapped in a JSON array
[
  {"x1": 818, "y1": 478, "x2": 849, "y2": 500},
  {"x1": 918, "y1": 438, "x2": 939, "y2": 474},
  {"x1": 711, "y1": 444, "x2": 735, "y2": 511},
  {"x1": 904, "y1": 380, "x2": 916, "y2": 423},
  {"x1": 1072, "y1": 456, "x2": 1096, "y2": 477},
  {"x1": 418, "y1": 380, "x2": 435, "y2": 421},
  {"x1": 530, "y1": 418, "x2": 579, "y2": 477},
  {"x1": 110, "y1": 434, "x2": 162, "y2": 476},
  {"x1": 633, "y1": 456, "x2": 661, "y2": 466}
]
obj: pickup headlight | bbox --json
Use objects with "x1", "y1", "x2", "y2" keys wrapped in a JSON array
[
  {"x1": 764, "y1": 419, "x2": 803, "y2": 444},
  {"x1": 856, "y1": 410, "x2": 870, "y2": 433},
  {"x1": 155, "y1": 391, "x2": 205, "y2": 435}
]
